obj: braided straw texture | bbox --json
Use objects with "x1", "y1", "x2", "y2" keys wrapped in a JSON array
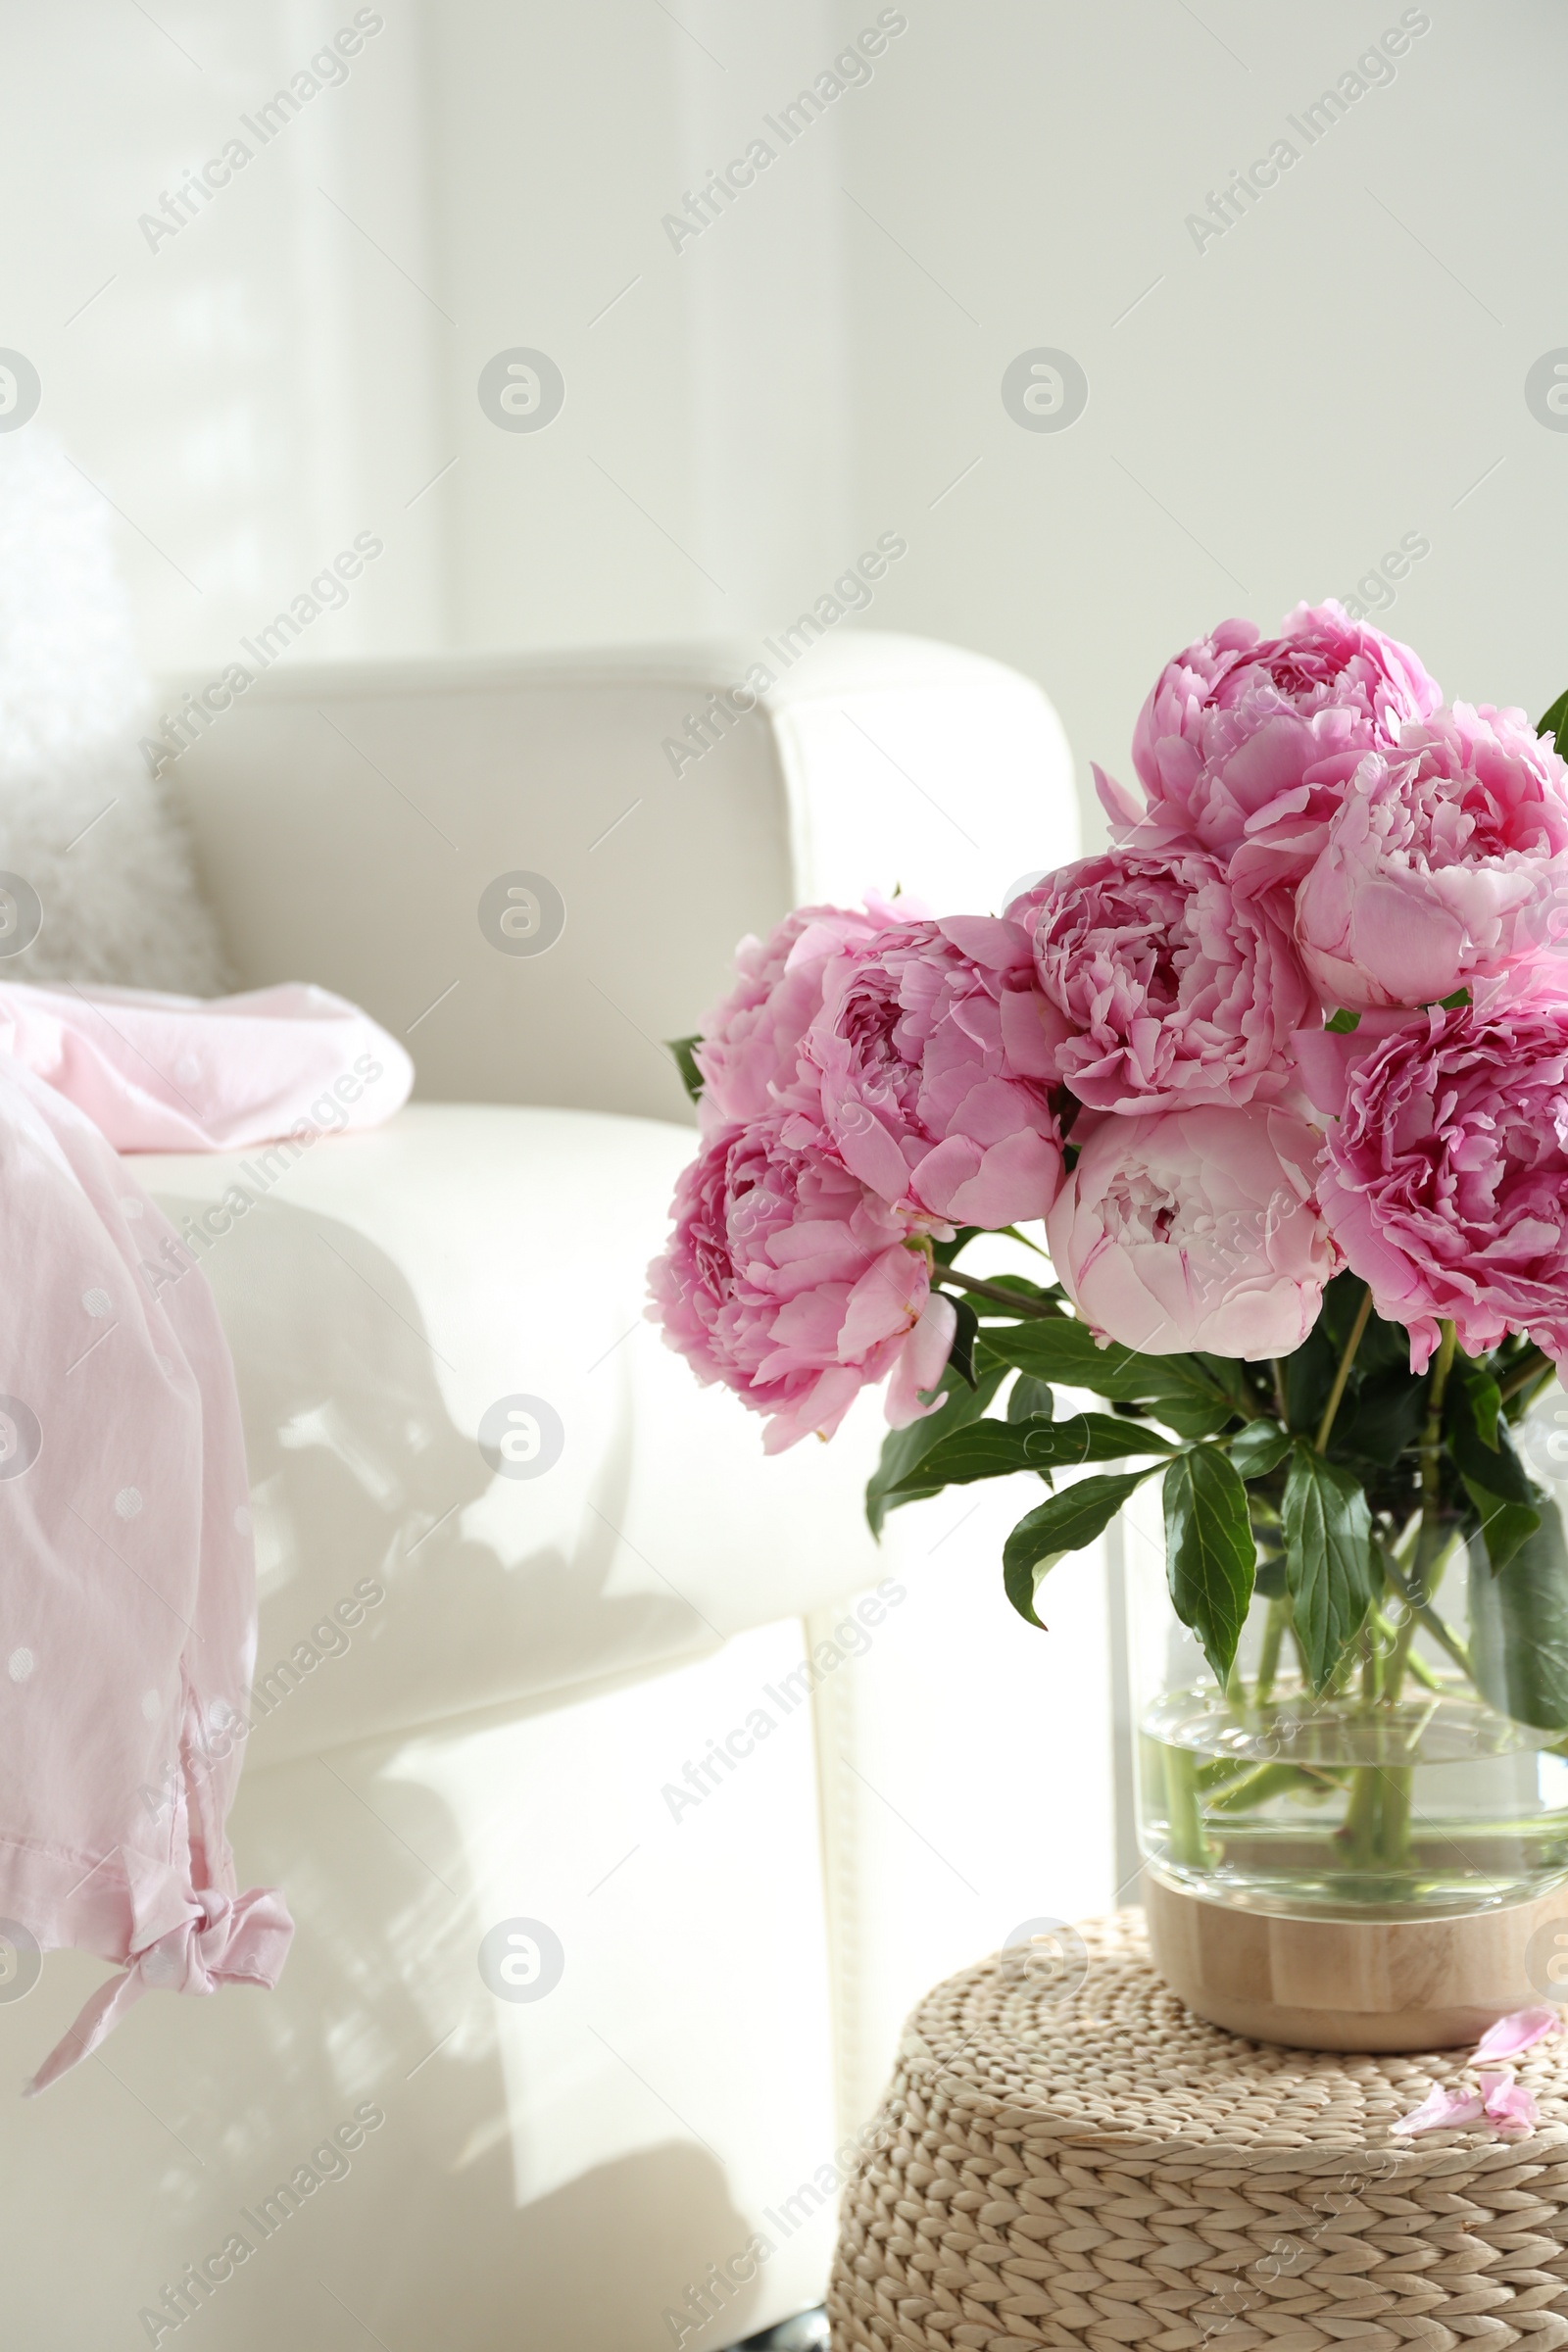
[{"x1": 828, "y1": 1911, "x2": 1568, "y2": 2352}]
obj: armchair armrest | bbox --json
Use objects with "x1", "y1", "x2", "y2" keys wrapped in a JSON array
[{"x1": 161, "y1": 632, "x2": 1075, "y2": 1118}]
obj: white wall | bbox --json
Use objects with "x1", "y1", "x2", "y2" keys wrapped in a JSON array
[
  {"x1": 839, "y1": 0, "x2": 1568, "y2": 828},
  {"x1": 3, "y1": 2, "x2": 447, "y2": 670},
  {"x1": 10, "y1": 0, "x2": 1561, "y2": 846}
]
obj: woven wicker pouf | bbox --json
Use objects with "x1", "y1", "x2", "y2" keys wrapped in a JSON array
[{"x1": 827, "y1": 1911, "x2": 1568, "y2": 2352}]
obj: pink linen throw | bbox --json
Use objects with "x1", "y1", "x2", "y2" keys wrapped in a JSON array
[{"x1": 0, "y1": 981, "x2": 412, "y2": 2093}]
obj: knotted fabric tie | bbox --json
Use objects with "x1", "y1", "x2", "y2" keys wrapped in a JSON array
[{"x1": 24, "y1": 1886, "x2": 294, "y2": 2096}]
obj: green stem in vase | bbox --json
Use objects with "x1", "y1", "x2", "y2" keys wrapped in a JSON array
[
  {"x1": 1381, "y1": 1569, "x2": 1424, "y2": 1704},
  {"x1": 1358, "y1": 1627, "x2": 1381, "y2": 1708},
  {"x1": 1378, "y1": 1766, "x2": 1414, "y2": 1870},
  {"x1": 1368, "y1": 1608, "x2": 1440, "y2": 1692},
  {"x1": 1341, "y1": 1752, "x2": 1412, "y2": 1879},
  {"x1": 1382, "y1": 1541, "x2": 1470, "y2": 1683},
  {"x1": 1413, "y1": 1320, "x2": 1458, "y2": 1590},
  {"x1": 1208, "y1": 1760, "x2": 1334, "y2": 1814},
  {"x1": 1162, "y1": 1743, "x2": 1212, "y2": 1870},
  {"x1": 1353, "y1": 1336, "x2": 1457, "y2": 1882},
  {"x1": 1380, "y1": 1322, "x2": 1460, "y2": 1714},
  {"x1": 1340, "y1": 1762, "x2": 1383, "y2": 1869},
  {"x1": 1254, "y1": 1594, "x2": 1287, "y2": 1705}
]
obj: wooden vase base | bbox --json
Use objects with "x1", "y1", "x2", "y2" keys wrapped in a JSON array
[{"x1": 1143, "y1": 1865, "x2": 1568, "y2": 2050}]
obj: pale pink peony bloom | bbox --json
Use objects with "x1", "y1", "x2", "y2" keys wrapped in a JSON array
[
  {"x1": 1298, "y1": 1001, "x2": 1568, "y2": 1374},
  {"x1": 1044, "y1": 1104, "x2": 1333, "y2": 1357},
  {"x1": 804, "y1": 913, "x2": 1065, "y2": 1228},
  {"x1": 1100, "y1": 601, "x2": 1442, "y2": 890},
  {"x1": 1294, "y1": 706, "x2": 1568, "y2": 1012},
  {"x1": 692, "y1": 895, "x2": 919, "y2": 1135},
  {"x1": 647, "y1": 1114, "x2": 955, "y2": 1452},
  {"x1": 1014, "y1": 848, "x2": 1313, "y2": 1113}
]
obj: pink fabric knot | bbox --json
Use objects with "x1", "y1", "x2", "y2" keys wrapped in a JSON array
[
  {"x1": 133, "y1": 1887, "x2": 294, "y2": 1996},
  {"x1": 24, "y1": 1885, "x2": 293, "y2": 2097}
]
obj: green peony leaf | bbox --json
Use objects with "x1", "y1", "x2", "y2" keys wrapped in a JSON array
[
  {"x1": 948, "y1": 1298, "x2": 980, "y2": 1391},
  {"x1": 1280, "y1": 1443, "x2": 1377, "y2": 1691},
  {"x1": 1283, "y1": 1322, "x2": 1338, "y2": 1442},
  {"x1": 1229, "y1": 1420, "x2": 1292, "y2": 1480},
  {"x1": 1447, "y1": 1349, "x2": 1503, "y2": 1450},
  {"x1": 1446, "y1": 1368, "x2": 1533, "y2": 1502},
  {"x1": 1335, "y1": 1364, "x2": 1425, "y2": 1468},
  {"x1": 1003, "y1": 1468, "x2": 1159, "y2": 1630},
  {"x1": 666, "y1": 1036, "x2": 705, "y2": 1103},
  {"x1": 1318, "y1": 1271, "x2": 1408, "y2": 1375},
  {"x1": 1469, "y1": 1487, "x2": 1568, "y2": 1728},
  {"x1": 975, "y1": 1321, "x2": 1232, "y2": 1413},
  {"x1": 1007, "y1": 1375, "x2": 1055, "y2": 1425},
  {"x1": 1194, "y1": 1354, "x2": 1261, "y2": 1415},
  {"x1": 890, "y1": 1413, "x2": 1176, "y2": 1494},
  {"x1": 1539, "y1": 686, "x2": 1568, "y2": 760},
  {"x1": 1145, "y1": 1393, "x2": 1242, "y2": 1440},
  {"x1": 1462, "y1": 1478, "x2": 1542, "y2": 1577},
  {"x1": 864, "y1": 1363, "x2": 1006, "y2": 1536},
  {"x1": 1163, "y1": 1446, "x2": 1256, "y2": 1685}
]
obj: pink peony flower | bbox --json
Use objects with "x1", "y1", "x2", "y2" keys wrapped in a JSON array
[
  {"x1": 1299, "y1": 1001, "x2": 1568, "y2": 1373},
  {"x1": 1294, "y1": 706, "x2": 1568, "y2": 1012},
  {"x1": 1044, "y1": 1104, "x2": 1333, "y2": 1356},
  {"x1": 647, "y1": 1114, "x2": 956, "y2": 1452},
  {"x1": 804, "y1": 913, "x2": 1065, "y2": 1228},
  {"x1": 692, "y1": 896, "x2": 917, "y2": 1135},
  {"x1": 1100, "y1": 601, "x2": 1442, "y2": 890},
  {"x1": 1013, "y1": 848, "x2": 1313, "y2": 1113}
]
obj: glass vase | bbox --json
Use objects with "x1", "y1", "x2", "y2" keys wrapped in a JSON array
[{"x1": 1127, "y1": 1455, "x2": 1568, "y2": 1923}]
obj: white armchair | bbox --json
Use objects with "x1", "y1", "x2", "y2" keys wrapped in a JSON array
[{"x1": 0, "y1": 633, "x2": 1115, "y2": 2351}]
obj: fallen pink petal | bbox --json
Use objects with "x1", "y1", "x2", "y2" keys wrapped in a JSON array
[
  {"x1": 1473, "y1": 2006, "x2": 1561, "y2": 2063},
  {"x1": 1480, "y1": 2070, "x2": 1541, "y2": 2132},
  {"x1": 1391, "y1": 2082, "x2": 1487, "y2": 2136}
]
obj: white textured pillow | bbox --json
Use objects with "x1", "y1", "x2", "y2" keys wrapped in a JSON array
[{"x1": 0, "y1": 431, "x2": 228, "y2": 993}]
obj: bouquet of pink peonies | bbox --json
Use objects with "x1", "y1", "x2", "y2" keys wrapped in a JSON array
[{"x1": 649, "y1": 605, "x2": 1568, "y2": 1898}]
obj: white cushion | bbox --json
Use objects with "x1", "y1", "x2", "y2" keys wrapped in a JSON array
[
  {"x1": 137, "y1": 1102, "x2": 901, "y2": 1764},
  {"x1": 0, "y1": 431, "x2": 228, "y2": 994}
]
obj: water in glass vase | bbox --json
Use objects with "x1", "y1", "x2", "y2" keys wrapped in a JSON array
[{"x1": 1143, "y1": 1679, "x2": 1568, "y2": 1919}]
